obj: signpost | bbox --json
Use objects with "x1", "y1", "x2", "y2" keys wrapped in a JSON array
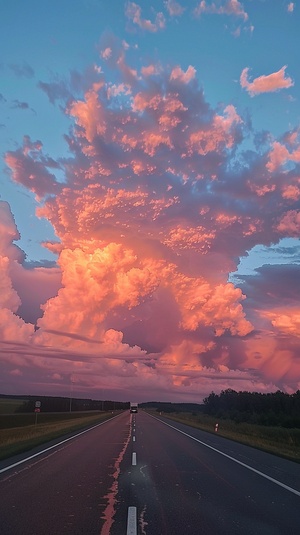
[{"x1": 35, "y1": 401, "x2": 41, "y2": 425}]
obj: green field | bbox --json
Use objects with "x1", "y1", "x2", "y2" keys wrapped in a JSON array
[
  {"x1": 0, "y1": 399, "x2": 27, "y2": 414},
  {"x1": 0, "y1": 411, "x2": 118, "y2": 460}
]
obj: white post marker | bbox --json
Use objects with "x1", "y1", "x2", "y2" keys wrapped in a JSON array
[
  {"x1": 34, "y1": 400, "x2": 41, "y2": 425},
  {"x1": 127, "y1": 506, "x2": 137, "y2": 535}
]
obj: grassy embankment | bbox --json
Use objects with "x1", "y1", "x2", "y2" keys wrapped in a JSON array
[
  {"x1": 0, "y1": 400, "x2": 117, "y2": 461},
  {"x1": 151, "y1": 411, "x2": 300, "y2": 463}
]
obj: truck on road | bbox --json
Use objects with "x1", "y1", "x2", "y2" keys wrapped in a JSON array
[{"x1": 130, "y1": 402, "x2": 138, "y2": 413}]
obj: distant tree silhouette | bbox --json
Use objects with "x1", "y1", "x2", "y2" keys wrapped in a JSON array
[
  {"x1": 15, "y1": 395, "x2": 129, "y2": 413},
  {"x1": 203, "y1": 389, "x2": 300, "y2": 428}
]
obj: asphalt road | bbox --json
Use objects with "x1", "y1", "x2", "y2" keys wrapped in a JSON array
[{"x1": 0, "y1": 411, "x2": 299, "y2": 534}]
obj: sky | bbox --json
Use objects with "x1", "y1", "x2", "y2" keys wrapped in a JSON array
[{"x1": 0, "y1": 0, "x2": 300, "y2": 404}]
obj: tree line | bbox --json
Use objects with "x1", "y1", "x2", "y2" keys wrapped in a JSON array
[
  {"x1": 10, "y1": 395, "x2": 129, "y2": 413},
  {"x1": 202, "y1": 389, "x2": 300, "y2": 428}
]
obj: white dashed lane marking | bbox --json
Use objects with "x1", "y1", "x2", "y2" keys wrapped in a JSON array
[{"x1": 126, "y1": 506, "x2": 137, "y2": 535}]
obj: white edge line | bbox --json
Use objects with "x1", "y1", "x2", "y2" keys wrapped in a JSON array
[
  {"x1": 148, "y1": 414, "x2": 300, "y2": 497},
  {"x1": 0, "y1": 413, "x2": 121, "y2": 475},
  {"x1": 127, "y1": 506, "x2": 137, "y2": 535}
]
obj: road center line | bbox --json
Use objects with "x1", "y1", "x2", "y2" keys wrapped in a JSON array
[
  {"x1": 149, "y1": 414, "x2": 300, "y2": 497},
  {"x1": 0, "y1": 413, "x2": 121, "y2": 475},
  {"x1": 101, "y1": 422, "x2": 132, "y2": 535},
  {"x1": 132, "y1": 452, "x2": 137, "y2": 465}
]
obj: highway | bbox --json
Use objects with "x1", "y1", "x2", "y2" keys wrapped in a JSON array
[{"x1": 0, "y1": 410, "x2": 299, "y2": 534}]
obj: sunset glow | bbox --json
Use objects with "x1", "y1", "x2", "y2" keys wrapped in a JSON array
[{"x1": 1, "y1": 1, "x2": 299, "y2": 402}]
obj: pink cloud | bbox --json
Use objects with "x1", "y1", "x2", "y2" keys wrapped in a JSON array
[
  {"x1": 2, "y1": 48, "x2": 300, "y2": 400},
  {"x1": 170, "y1": 65, "x2": 196, "y2": 84},
  {"x1": 0, "y1": 204, "x2": 36, "y2": 344},
  {"x1": 244, "y1": 333, "x2": 298, "y2": 383},
  {"x1": 266, "y1": 140, "x2": 300, "y2": 172},
  {"x1": 240, "y1": 66, "x2": 294, "y2": 96},
  {"x1": 188, "y1": 104, "x2": 242, "y2": 155},
  {"x1": 194, "y1": 0, "x2": 248, "y2": 21},
  {"x1": 101, "y1": 47, "x2": 112, "y2": 60},
  {"x1": 126, "y1": 2, "x2": 165, "y2": 32},
  {"x1": 266, "y1": 141, "x2": 291, "y2": 172},
  {"x1": 10, "y1": 369, "x2": 23, "y2": 376},
  {"x1": 68, "y1": 83, "x2": 107, "y2": 143},
  {"x1": 107, "y1": 83, "x2": 131, "y2": 99},
  {"x1": 277, "y1": 210, "x2": 300, "y2": 236},
  {"x1": 0, "y1": 201, "x2": 22, "y2": 260},
  {"x1": 141, "y1": 64, "x2": 161, "y2": 77},
  {"x1": 162, "y1": 225, "x2": 215, "y2": 252},
  {"x1": 11, "y1": 262, "x2": 61, "y2": 324},
  {"x1": 0, "y1": 256, "x2": 21, "y2": 313},
  {"x1": 164, "y1": 0, "x2": 185, "y2": 17},
  {"x1": 263, "y1": 308, "x2": 300, "y2": 337},
  {"x1": 282, "y1": 184, "x2": 300, "y2": 201}
]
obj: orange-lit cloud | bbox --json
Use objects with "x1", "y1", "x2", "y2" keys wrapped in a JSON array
[
  {"x1": 266, "y1": 140, "x2": 300, "y2": 172},
  {"x1": 170, "y1": 66, "x2": 196, "y2": 84},
  {"x1": 2, "y1": 42, "x2": 300, "y2": 401},
  {"x1": 277, "y1": 210, "x2": 300, "y2": 236},
  {"x1": 240, "y1": 66, "x2": 294, "y2": 96}
]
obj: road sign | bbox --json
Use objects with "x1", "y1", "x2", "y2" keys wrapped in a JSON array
[
  {"x1": 35, "y1": 401, "x2": 41, "y2": 408},
  {"x1": 34, "y1": 408, "x2": 40, "y2": 413}
]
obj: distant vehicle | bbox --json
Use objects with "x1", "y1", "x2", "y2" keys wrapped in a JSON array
[{"x1": 130, "y1": 402, "x2": 138, "y2": 413}]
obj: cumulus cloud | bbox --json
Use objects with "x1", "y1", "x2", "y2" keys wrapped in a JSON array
[
  {"x1": 240, "y1": 66, "x2": 294, "y2": 96},
  {"x1": 0, "y1": 202, "x2": 35, "y2": 342},
  {"x1": 2, "y1": 40, "x2": 300, "y2": 400}
]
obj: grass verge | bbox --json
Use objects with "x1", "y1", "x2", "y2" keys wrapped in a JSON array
[
  {"x1": 152, "y1": 411, "x2": 300, "y2": 463},
  {"x1": 0, "y1": 412, "x2": 117, "y2": 461}
]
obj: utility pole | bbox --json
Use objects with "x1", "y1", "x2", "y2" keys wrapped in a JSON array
[{"x1": 69, "y1": 375, "x2": 73, "y2": 413}]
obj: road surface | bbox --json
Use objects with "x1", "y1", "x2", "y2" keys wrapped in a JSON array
[{"x1": 0, "y1": 410, "x2": 299, "y2": 534}]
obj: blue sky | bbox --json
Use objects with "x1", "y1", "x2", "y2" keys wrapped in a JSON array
[
  {"x1": 1, "y1": 1, "x2": 299, "y2": 266},
  {"x1": 0, "y1": 1, "x2": 300, "y2": 401}
]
